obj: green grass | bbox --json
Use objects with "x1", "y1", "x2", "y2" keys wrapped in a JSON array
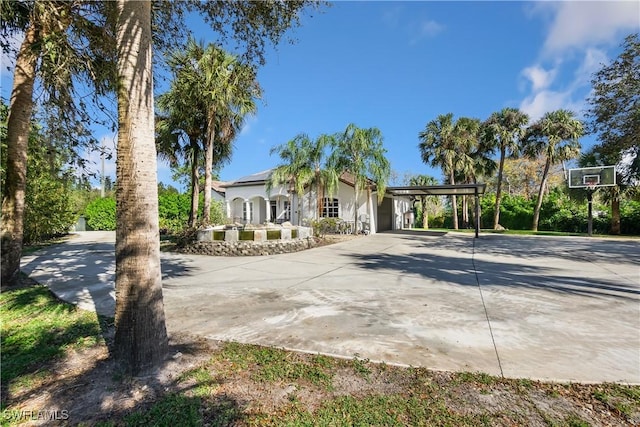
[{"x1": 0, "y1": 285, "x2": 108, "y2": 395}]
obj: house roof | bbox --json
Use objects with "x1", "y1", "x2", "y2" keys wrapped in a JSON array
[
  {"x1": 223, "y1": 169, "x2": 377, "y2": 190},
  {"x1": 211, "y1": 180, "x2": 228, "y2": 194},
  {"x1": 223, "y1": 169, "x2": 274, "y2": 188},
  {"x1": 386, "y1": 184, "x2": 486, "y2": 197}
]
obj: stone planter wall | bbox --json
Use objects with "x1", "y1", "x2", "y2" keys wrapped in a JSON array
[{"x1": 179, "y1": 237, "x2": 317, "y2": 257}]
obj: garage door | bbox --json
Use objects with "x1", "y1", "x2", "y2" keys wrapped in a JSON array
[{"x1": 377, "y1": 197, "x2": 393, "y2": 232}]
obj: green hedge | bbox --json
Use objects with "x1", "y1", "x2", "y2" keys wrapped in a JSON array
[{"x1": 84, "y1": 197, "x2": 116, "y2": 231}]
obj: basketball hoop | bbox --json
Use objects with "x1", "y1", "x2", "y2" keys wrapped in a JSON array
[{"x1": 586, "y1": 185, "x2": 597, "y2": 192}]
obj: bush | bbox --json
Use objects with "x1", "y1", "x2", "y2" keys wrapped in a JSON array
[
  {"x1": 24, "y1": 176, "x2": 76, "y2": 244},
  {"x1": 84, "y1": 197, "x2": 116, "y2": 231},
  {"x1": 310, "y1": 217, "x2": 339, "y2": 237},
  {"x1": 620, "y1": 200, "x2": 640, "y2": 235}
]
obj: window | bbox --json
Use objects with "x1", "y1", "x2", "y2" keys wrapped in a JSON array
[
  {"x1": 243, "y1": 201, "x2": 253, "y2": 222},
  {"x1": 322, "y1": 198, "x2": 339, "y2": 218},
  {"x1": 283, "y1": 201, "x2": 290, "y2": 220}
]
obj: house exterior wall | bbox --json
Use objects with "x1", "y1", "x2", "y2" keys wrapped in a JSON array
[{"x1": 221, "y1": 177, "x2": 405, "y2": 233}]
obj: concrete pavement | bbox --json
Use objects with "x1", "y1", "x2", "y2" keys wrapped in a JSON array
[{"x1": 20, "y1": 230, "x2": 640, "y2": 384}]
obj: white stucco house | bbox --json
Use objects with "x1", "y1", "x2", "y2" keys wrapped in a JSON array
[{"x1": 214, "y1": 169, "x2": 412, "y2": 234}]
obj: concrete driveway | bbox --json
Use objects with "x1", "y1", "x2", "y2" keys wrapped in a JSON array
[{"x1": 20, "y1": 230, "x2": 640, "y2": 384}]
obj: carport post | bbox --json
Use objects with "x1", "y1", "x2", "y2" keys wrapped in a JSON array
[{"x1": 475, "y1": 189, "x2": 480, "y2": 238}]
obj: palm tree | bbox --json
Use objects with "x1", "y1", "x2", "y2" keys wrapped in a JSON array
[
  {"x1": 331, "y1": 123, "x2": 391, "y2": 234},
  {"x1": 269, "y1": 135, "x2": 314, "y2": 225},
  {"x1": 199, "y1": 44, "x2": 260, "y2": 225},
  {"x1": 483, "y1": 108, "x2": 529, "y2": 229},
  {"x1": 156, "y1": 40, "x2": 209, "y2": 227},
  {"x1": 524, "y1": 110, "x2": 584, "y2": 231},
  {"x1": 113, "y1": 0, "x2": 168, "y2": 375},
  {"x1": 159, "y1": 39, "x2": 260, "y2": 226},
  {"x1": 408, "y1": 174, "x2": 439, "y2": 228},
  {"x1": 452, "y1": 117, "x2": 484, "y2": 228},
  {"x1": 418, "y1": 113, "x2": 461, "y2": 229}
]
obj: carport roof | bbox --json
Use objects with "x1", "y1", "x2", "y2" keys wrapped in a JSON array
[{"x1": 386, "y1": 183, "x2": 486, "y2": 197}]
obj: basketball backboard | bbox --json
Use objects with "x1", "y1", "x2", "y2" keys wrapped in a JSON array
[{"x1": 568, "y1": 166, "x2": 616, "y2": 188}]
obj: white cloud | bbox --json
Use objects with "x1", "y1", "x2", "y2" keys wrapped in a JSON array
[
  {"x1": 419, "y1": 19, "x2": 445, "y2": 38},
  {"x1": 518, "y1": 1, "x2": 637, "y2": 121},
  {"x1": 519, "y1": 89, "x2": 574, "y2": 121},
  {"x1": 540, "y1": 1, "x2": 639, "y2": 55},
  {"x1": 521, "y1": 65, "x2": 557, "y2": 91}
]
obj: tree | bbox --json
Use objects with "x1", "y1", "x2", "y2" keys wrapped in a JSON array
[
  {"x1": 269, "y1": 135, "x2": 313, "y2": 225},
  {"x1": 1, "y1": 1, "x2": 113, "y2": 287},
  {"x1": 112, "y1": 0, "x2": 168, "y2": 374},
  {"x1": 418, "y1": 113, "x2": 461, "y2": 229},
  {"x1": 524, "y1": 110, "x2": 584, "y2": 231},
  {"x1": 408, "y1": 174, "x2": 439, "y2": 228},
  {"x1": 586, "y1": 33, "x2": 640, "y2": 183},
  {"x1": 156, "y1": 41, "x2": 208, "y2": 228},
  {"x1": 331, "y1": 124, "x2": 391, "y2": 234},
  {"x1": 483, "y1": 108, "x2": 529, "y2": 229}
]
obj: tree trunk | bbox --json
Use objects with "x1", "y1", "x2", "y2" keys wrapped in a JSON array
[
  {"x1": 1, "y1": 22, "x2": 39, "y2": 288},
  {"x1": 462, "y1": 195, "x2": 468, "y2": 228},
  {"x1": 532, "y1": 157, "x2": 551, "y2": 231},
  {"x1": 188, "y1": 138, "x2": 200, "y2": 228},
  {"x1": 353, "y1": 186, "x2": 359, "y2": 234},
  {"x1": 202, "y1": 114, "x2": 215, "y2": 225},
  {"x1": 493, "y1": 147, "x2": 506, "y2": 229},
  {"x1": 450, "y1": 170, "x2": 459, "y2": 230},
  {"x1": 113, "y1": 0, "x2": 168, "y2": 375},
  {"x1": 421, "y1": 197, "x2": 428, "y2": 229},
  {"x1": 610, "y1": 188, "x2": 621, "y2": 235}
]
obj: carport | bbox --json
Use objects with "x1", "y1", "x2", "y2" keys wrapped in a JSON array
[{"x1": 386, "y1": 183, "x2": 486, "y2": 238}]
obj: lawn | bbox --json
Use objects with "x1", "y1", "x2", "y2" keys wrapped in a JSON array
[{"x1": 1, "y1": 283, "x2": 639, "y2": 426}]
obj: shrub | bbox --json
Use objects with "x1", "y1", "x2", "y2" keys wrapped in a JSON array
[
  {"x1": 24, "y1": 176, "x2": 76, "y2": 244},
  {"x1": 310, "y1": 217, "x2": 339, "y2": 237},
  {"x1": 84, "y1": 197, "x2": 116, "y2": 231}
]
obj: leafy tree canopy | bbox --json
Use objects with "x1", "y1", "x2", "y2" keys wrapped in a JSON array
[{"x1": 587, "y1": 33, "x2": 640, "y2": 183}]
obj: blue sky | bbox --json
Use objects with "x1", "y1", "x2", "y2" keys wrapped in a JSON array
[{"x1": 2, "y1": 1, "x2": 639, "y2": 190}]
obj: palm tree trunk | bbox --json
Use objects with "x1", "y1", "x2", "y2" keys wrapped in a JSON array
[
  {"x1": 532, "y1": 156, "x2": 551, "y2": 231},
  {"x1": 1, "y1": 21, "x2": 38, "y2": 288},
  {"x1": 493, "y1": 148, "x2": 506, "y2": 229},
  {"x1": 450, "y1": 170, "x2": 459, "y2": 230},
  {"x1": 188, "y1": 139, "x2": 200, "y2": 228},
  {"x1": 610, "y1": 187, "x2": 621, "y2": 235},
  {"x1": 354, "y1": 186, "x2": 359, "y2": 234},
  {"x1": 421, "y1": 197, "x2": 428, "y2": 229},
  {"x1": 462, "y1": 195, "x2": 468, "y2": 228},
  {"x1": 113, "y1": 0, "x2": 168, "y2": 375},
  {"x1": 203, "y1": 114, "x2": 215, "y2": 225}
]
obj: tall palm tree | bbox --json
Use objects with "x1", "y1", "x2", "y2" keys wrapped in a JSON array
[
  {"x1": 524, "y1": 110, "x2": 584, "y2": 231},
  {"x1": 418, "y1": 113, "x2": 461, "y2": 229},
  {"x1": 452, "y1": 117, "x2": 478, "y2": 228},
  {"x1": 408, "y1": 174, "x2": 439, "y2": 228},
  {"x1": 331, "y1": 123, "x2": 391, "y2": 234},
  {"x1": 483, "y1": 108, "x2": 529, "y2": 229},
  {"x1": 113, "y1": 0, "x2": 168, "y2": 375},
  {"x1": 158, "y1": 38, "x2": 260, "y2": 226},
  {"x1": 156, "y1": 40, "x2": 209, "y2": 227},
  {"x1": 269, "y1": 135, "x2": 314, "y2": 225},
  {"x1": 199, "y1": 44, "x2": 260, "y2": 224}
]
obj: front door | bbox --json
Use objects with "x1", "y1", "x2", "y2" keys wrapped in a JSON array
[{"x1": 377, "y1": 197, "x2": 393, "y2": 232}]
